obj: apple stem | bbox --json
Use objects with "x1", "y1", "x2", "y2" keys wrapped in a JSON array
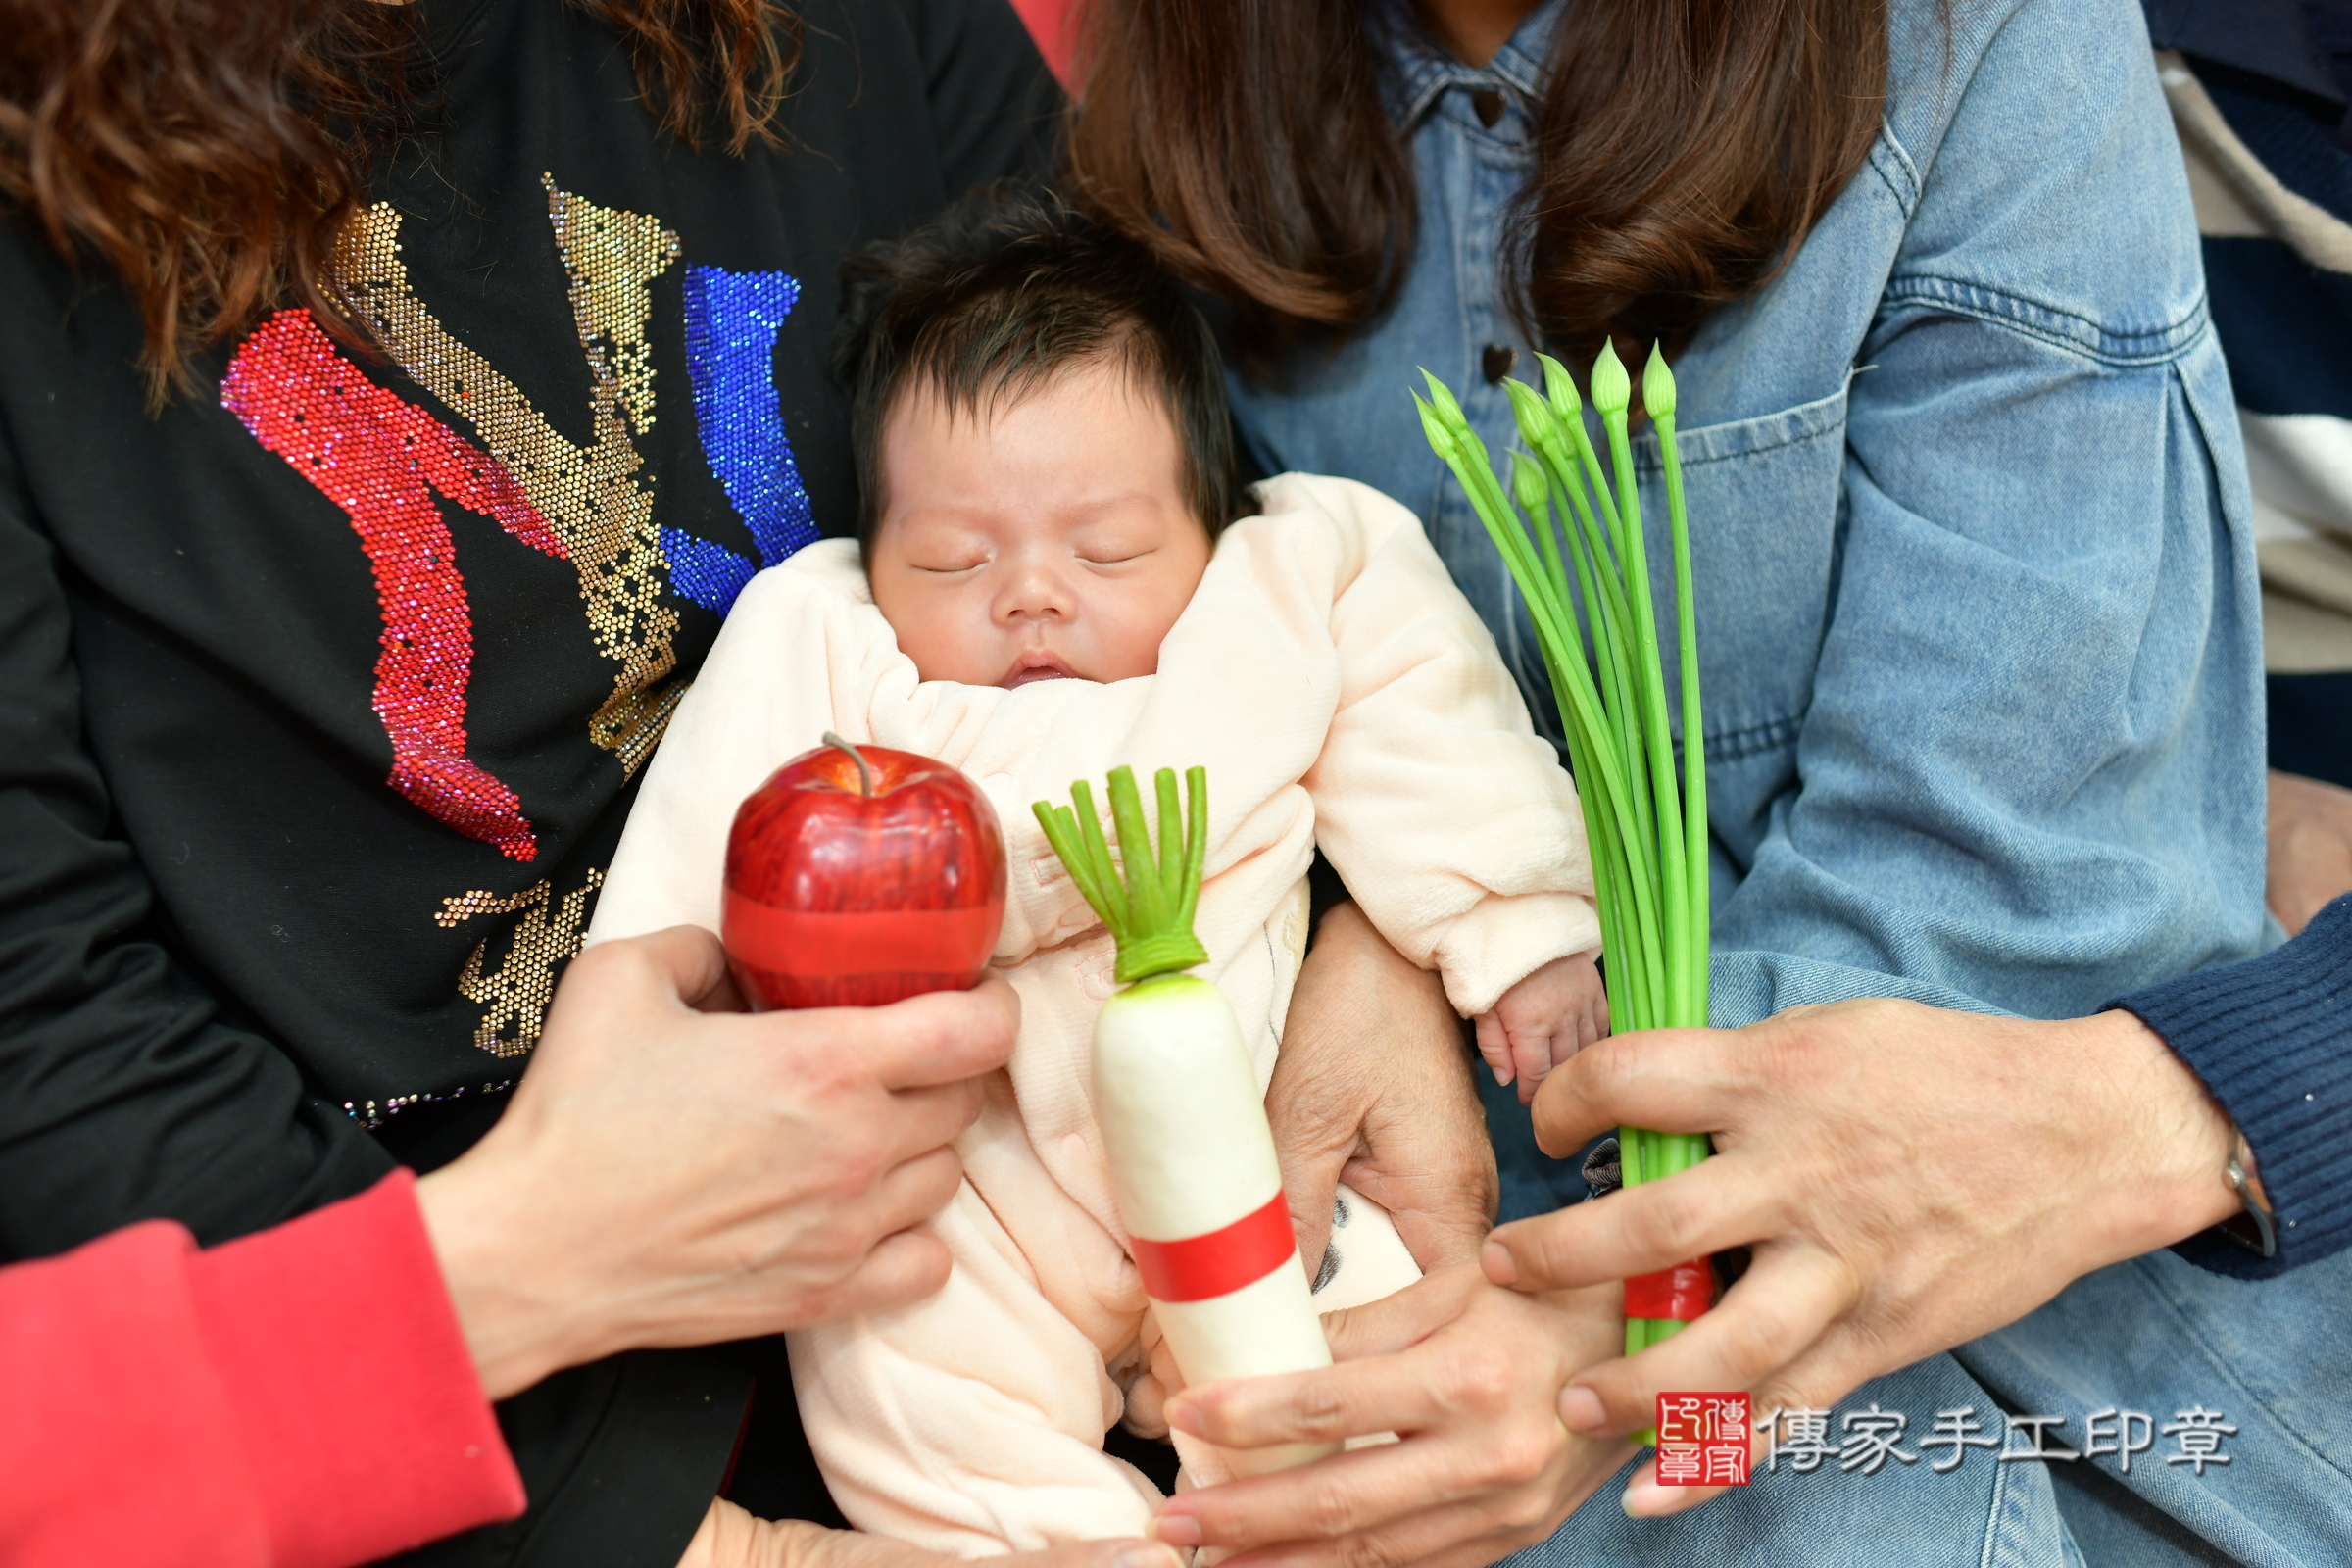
[{"x1": 821, "y1": 730, "x2": 875, "y2": 797}]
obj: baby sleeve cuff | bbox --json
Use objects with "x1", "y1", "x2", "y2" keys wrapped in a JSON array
[{"x1": 1431, "y1": 892, "x2": 1602, "y2": 1016}]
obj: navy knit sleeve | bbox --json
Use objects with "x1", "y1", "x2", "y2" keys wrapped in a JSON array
[{"x1": 2117, "y1": 895, "x2": 2352, "y2": 1279}]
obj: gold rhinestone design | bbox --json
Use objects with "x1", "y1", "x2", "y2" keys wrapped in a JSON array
[
  {"x1": 335, "y1": 181, "x2": 686, "y2": 775},
  {"x1": 434, "y1": 867, "x2": 606, "y2": 1057}
]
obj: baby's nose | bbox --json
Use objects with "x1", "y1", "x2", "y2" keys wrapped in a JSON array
[{"x1": 997, "y1": 567, "x2": 1075, "y2": 622}]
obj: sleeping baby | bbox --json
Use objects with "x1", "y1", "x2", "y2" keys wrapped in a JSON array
[{"x1": 587, "y1": 192, "x2": 1606, "y2": 1554}]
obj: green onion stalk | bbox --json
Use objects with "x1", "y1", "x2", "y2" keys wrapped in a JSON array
[{"x1": 1413, "y1": 342, "x2": 1714, "y2": 1361}]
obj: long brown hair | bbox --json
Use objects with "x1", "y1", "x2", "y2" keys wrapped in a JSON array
[
  {"x1": 0, "y1": 0, "x2": 800, "y2": 401},
  {"x1": 1066, "y1": 0, "x2": 1888, "y2": 375}
]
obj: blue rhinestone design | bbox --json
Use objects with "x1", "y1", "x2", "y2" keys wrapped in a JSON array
[{"x1": 669, "y1": 265, "x2": 819, "y2": 614}]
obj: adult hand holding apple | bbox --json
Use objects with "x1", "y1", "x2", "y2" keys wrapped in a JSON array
[
  {"x1": 416, "y1": 924, "x2": 1022, "y2": 1401},
  {"x1": 725, "y1": 734, "x2": 1008, "y2": 1010}
]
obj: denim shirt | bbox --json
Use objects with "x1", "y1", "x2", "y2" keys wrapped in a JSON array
[{"x1": 1228, "y1": 0, "x2": 2271, "y2": 1025}]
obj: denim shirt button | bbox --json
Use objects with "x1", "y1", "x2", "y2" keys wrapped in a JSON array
[{"x1": 1481, "y1": 344, "x2": 1518, "y2": 383}]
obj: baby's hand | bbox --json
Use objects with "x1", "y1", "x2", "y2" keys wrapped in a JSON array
[{"x1": 1474, "y1": 951, "x2": 1609, "y2": 1106}]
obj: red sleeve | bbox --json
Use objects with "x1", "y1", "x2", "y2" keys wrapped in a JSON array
[{"x1": 0, "y1": 1169, "x2": 525, "y2": 1568}]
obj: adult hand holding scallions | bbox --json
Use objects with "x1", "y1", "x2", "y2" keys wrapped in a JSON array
[{"x1": 1413, "y1": 342, "x2": 1716, "y2": 1368}]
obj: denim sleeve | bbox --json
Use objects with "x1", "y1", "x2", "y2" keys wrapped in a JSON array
[{"x1": 1708, "y1": 0, "x2": 2271, "y2": 1026}]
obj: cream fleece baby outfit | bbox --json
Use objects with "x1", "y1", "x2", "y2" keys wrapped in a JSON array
[{"x1": 588, "y1": 472, "x2": 1599, "y2": 1555}]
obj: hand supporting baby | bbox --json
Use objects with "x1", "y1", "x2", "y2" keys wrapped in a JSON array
[{"x1": 1473, "y1": 951, "x2": 1609, "y2": 1105}]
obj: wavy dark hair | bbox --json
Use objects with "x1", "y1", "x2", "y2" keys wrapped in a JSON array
[
  {"x1": 0, "y1": 0, "x2": 799, "y2": 401},
  {"x1": 1066, "y1": 0, "x2": 1889, "y2": 376}
]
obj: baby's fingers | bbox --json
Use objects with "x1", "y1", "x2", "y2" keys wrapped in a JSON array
[
  {"x1": 1511, "y1": 1032, "x2": 1555, "y2": 1106},
  {"x1": 1473, "y1": 1013, "x2": 1514, "y2": 1087}
]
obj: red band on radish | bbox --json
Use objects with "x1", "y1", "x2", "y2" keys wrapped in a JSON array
[
  {"x1": 1131, "y1": 1192, "x2": 1297, "y2": 1303},
  {"x1": 1623, "y1": 1260, "x2": 1714, "y2": 1322},
  {"x1": 722, "y1": 892, "x2": 1004, "y2": 977}
]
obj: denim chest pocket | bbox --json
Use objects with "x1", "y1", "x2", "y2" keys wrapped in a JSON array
[{"x1": 1623, "y1": 381, "x2": 1851, "y2": 771}]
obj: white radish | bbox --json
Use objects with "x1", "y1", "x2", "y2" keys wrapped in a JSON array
[{"x1": 1034, "y1": 766, "x2": 1338, "y2": 1475}]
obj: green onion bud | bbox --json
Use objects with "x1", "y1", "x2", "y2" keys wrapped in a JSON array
[
  {"x1": 1591, "y1": 339, "x2": 1630, "y2": 416},
  {"x1": 1537, "y1": 353, "x2": 1582, "y2": 419},
  {"x1": 1411, "y1": 393, "x2": 1456, "y2": 460},
  {"x1": 1418, "y1": 368, "x2": 1467, "y2": 427},
  {"x1": 1510, "y1": 450, "x2": 1548, "y2": 514},
  {"x1": 1502, "y1": 376, "x2": 1564, "y2": 457},
  {"x1": 1642, "y1": 343, "x2": 1677, "y2": 420}
]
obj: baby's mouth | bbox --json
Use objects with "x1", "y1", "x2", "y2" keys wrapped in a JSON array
[{"x1": 1001, "y1": 650, "x2": 1080, "y2": 689}]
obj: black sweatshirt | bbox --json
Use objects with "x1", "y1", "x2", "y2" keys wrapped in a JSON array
[{"x1": 0, "y1": 0, "x2": 1054, "y2": 1560}]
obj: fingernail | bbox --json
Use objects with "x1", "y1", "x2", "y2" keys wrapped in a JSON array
[
  {"x1": 1164, "y1": 1396, "x2": 1201, "y2": 1436},
  {"x1": 1154, "y1": 1514, "x2": 1203, "y2": 1549},
  {"x1": 1622, "y1": 1473, "x2": 1700, "y2": 1519},
  {"x1": 1118, "y1": 1544, "x2": 1183, "y2": 1568},
  {"x1": 1558, "y1": 1384, "x2": 1604, "y2": 1432},
  {"x1": 1480, "y1": 1240, "x2": 1517, "y2": 1286},
  {"x1": 1492, "y1": 1064, "x2": 1510, "y2": 1085}
]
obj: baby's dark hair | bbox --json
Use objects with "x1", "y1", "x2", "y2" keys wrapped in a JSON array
[{"x1": 835, "y1": 186, "x2": 1242, "y2": 555}]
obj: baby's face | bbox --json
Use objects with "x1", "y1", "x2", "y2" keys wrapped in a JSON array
[{"x1": 866, "y1": 360, "x2": 1212, "y2": 688}]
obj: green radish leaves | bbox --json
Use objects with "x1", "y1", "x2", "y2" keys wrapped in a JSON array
[{"x1": 1034, "y1": 765, "x2": 1210, "y2": 984}]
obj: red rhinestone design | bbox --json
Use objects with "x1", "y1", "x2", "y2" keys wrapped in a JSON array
[{"x1": 222, "y1": 309, "x2": 568, "y2": 861}]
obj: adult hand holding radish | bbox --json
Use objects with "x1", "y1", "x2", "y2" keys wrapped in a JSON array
[{"x1": 1149, "y1": 1265, "x2": 1631, "y2": 1568}]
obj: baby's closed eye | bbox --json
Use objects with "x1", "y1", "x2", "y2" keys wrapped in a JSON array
[
  {"x1": 879, "y1": 514, "x2": 995, "y2": 574},
  {"x1": 908, "y1": 551, "x2": 989, "y2": 574},
  {"x1": 1069, "y1": 525, "x2": 1159, "y2": 569}
]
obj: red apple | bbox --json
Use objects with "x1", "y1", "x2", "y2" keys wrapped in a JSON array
[{"x1": 723, "y1": 734, "x2": 1007, "y2": 1009}]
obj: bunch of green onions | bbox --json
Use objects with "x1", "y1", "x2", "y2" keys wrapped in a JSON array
[{"x1": 1414, "y1": 342, "x2": 1713, "y2": 1357}]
